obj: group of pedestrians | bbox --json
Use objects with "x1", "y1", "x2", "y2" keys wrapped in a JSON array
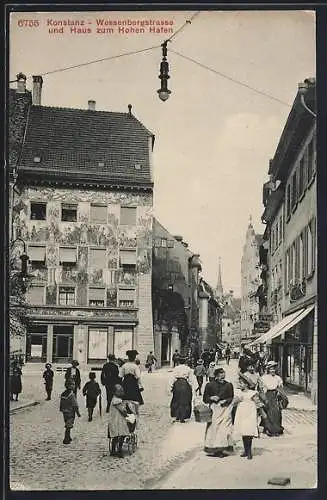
[{"x1": 169, "y1": 346, "x2": 289, "y2": 460}]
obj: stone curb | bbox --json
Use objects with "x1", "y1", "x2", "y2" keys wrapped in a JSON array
[{"x1": 10, "y1": 401, "x2": 39, "y2": 414}]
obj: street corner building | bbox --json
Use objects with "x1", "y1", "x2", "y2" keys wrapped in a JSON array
[
  {"x1": 152, "y1": 219, "x2": 223, "y2": 367},
  {"x1": 250, "y1": 79, "x2": 317, "y2": 403},
  {"x1": 9, "y1": 73, "x2": 155, "y2": 366}
]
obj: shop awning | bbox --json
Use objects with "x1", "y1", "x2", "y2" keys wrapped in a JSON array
[{"x1": 248, "y1": 307, "x2": 307, "y2": 346}]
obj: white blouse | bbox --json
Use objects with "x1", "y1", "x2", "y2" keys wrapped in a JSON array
[
  {"x1": 172, "y1": 364, "x2": 193, "y2": 384},
  {"x1": 260, "y1": 374, "x2": 283, "y2": 392},
  {"x1": 120, "y1": 362, "x2": 141, "y2": 380}
]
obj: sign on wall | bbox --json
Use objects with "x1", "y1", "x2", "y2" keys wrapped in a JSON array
[
  {"x1": 114, "y1": 328, "x2": 133, "y2": 359},
  {"x1": 88, "y1": 328, "x2": 108, "y2": 360}
]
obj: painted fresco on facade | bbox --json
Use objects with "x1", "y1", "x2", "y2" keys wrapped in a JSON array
[{"x1": 46, "y1": 285, "x2": 57, "y2": 305}]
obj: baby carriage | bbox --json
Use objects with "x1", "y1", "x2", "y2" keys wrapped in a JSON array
[{"x1": 108, "y1": 403, "x2": 138, "y2": 456}]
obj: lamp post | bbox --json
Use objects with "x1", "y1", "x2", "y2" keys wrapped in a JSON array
[
  {"x1": 157, "y1": 41, "x2": 171, "y2": 102},
  {"x1": 11, "y1": 237, "x2": 30, "y2": 291},
  {"x1": 298, "y1": 79, "x2": 316, "y2": 118}
]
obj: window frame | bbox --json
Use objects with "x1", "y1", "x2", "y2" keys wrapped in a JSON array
[
  {"x1": 58, "y1": 286, "x2": 76, "y2": 306},
  {"x1": 89, "y1": 248, "x2": 107, "y2": 268},
  {"x1": 120, "y1": 206, "x2": 137, "y2": 226},
  {"x1": 90, "y1": 204, "x2": 108, "y2": 224},
  {"x1": 30, "y1": 201, "x2": 47, "y2": 221},
  {"x1": 61, "y1": 203, "x2": 78, "y2": 222}
]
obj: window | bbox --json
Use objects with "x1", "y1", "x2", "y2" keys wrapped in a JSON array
[
  {"x1": 59, "y1": 287, "x2": 75, "y2": 305},
  {"x1": 30, "y1": 202, "x2": 46, "y2": 220},
  {"x1": 118, "y1": 288, "x2": 135, "y2": 308},
  {"x1": 275, "y1": 224, "x2": 279, "y2": 249},
  {"x1": 307, "y1": 223, "x2": 313, "y2": 277},
  {"x1": 61, "y1": 203, "x2": 77, "y2": 222},
  {"x1": 299, "y1": 157, "x2": 305, "y2": 197},
  {"x1": 119, "y1": 249, "x2": 136, "y2": 269},
  {"x1": 90, "y1": 204, "x2": 107, "y2": 223},
  {"x1": 114, "y1": 328, "x2": 133, "y2": 359},
  {"x1": 291, "y1": 243, "x2": 296, "y2": 283},
  {"x1": 88, "y1": 328, "x2": 108, "y2": 360},
  {"x1": 27, "y1": 285, "x2": 45, "y2": 305},
  {"x1": 161, "y1": 238, "x2": 167, "y2": 247},
  {"x1": 89, "y1": 249, "x2": 106, "y2": 268},
  {"x1": 59, "y1": 247, "x2": 77, "y2": 266},
  {"x1": 167, "y1": 240, "x2": 175, "y2": 248},
  {"x1": 29, "y1": 246, "x2": 46, "y2": 268},
  {"x1": 279, "y1": 215, "x2": 283, "y2": 244},
  {"x1": 120, "y1": 206, "x2": 136, "y2": 226},
  {"x1": 88, "y1": 288, "x2": 105, "y2": 307},
  {"x1": 295, "y1": 237, "x2": 300, "y2": 282},
  {"x1": 307, "y1": 138, "x2": 314, "y2": 182},
  {"x1": 286, "y1": 184, "x2": 291, "y2": 219},
  {"x1": 299, "y1": 233, "x2": 304, "y2": 280},
  {"x1": 291, "y1": 172, "x2": 297, "y2": 209}
]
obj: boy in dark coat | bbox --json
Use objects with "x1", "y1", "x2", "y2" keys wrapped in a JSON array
[
  {"x1": 60, "y1": 379, "x2": 81, "y2": 444},
  {"x1": 43, "y1": 363, "x2": 54, "y2": 400},
  {"x1": 82, "y1": 372, "x2": 101, "y2": 421}
]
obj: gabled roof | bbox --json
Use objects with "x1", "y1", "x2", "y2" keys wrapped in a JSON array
[{"x1": 18, "y1": 105, "x2": 154, "y2": 186}]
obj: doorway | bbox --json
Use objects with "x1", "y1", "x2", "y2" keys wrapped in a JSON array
[
  {"x1": 161, "y1": 333, "x2": 171, "y2": 365},
  {"x1": 26, "y1": 325, "x2": 47, "y2": 362},
  {"x1": 53, "y1": 325, "x2": 73, "y2": 362}
]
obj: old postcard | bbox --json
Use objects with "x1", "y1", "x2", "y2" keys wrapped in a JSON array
[{"x1": 8, "y1": 8, "x2": 317, "y2": 490}]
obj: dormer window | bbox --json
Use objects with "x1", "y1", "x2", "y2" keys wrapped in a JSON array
[
  {"x1": 135, "y1": 164, "x2": 141, "y2": 170},
  {"x1": 33, "y1": 156, "x2": 41, "y2": 163},
  {"x1": 98, "y1": 162, "x2": 104, "y2": 167},
  {"x1": 62, "y1": 203, "x2": 77, "y2": 222},
  {"x1": 30, "y1": 202, "x2": 46, "y2": 220}
]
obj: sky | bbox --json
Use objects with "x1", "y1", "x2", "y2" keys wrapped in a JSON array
[{"x1": 9, "y1": 10, "x2": 316, "y2": 296}]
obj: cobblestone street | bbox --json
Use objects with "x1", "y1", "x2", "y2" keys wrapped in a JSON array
[{"x1": 10, "y1": 361, "x2": 317, "y2": 490}]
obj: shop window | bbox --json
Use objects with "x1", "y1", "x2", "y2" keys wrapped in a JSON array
[
  {"x1": 88, "y1": 327, "x2": 108, "y2": 361},
  {"x1": 61, "y1": 203, "x2": 77, "y2": 222},
  {"x1": 114, "y1": 327, "x2": 133, "y2": 359},
  {"x1": 119, "y1": 249, "x2": 136, "y2": 270},
  {"x1": 89, "y1": 248, "x2": 106, "y2": 268},
  {"x1": 27, "y1": 285, "x2": 45, "y2": 305},
  {"x1": 120, "y1": 206, "x2": 136, "y2": 226},
  {"x1": 89, "y1": 287, "x2": 105, "y2": 307},
  {"x1": 90, "y1": 204, "x2": 107, "y2": 223},
  {"x1": 118, "y1": 288, "x2": 135, "y2": 308},
  {"x1": 59, "y1": 286, "x2": 75, "y2": 305},
  {"x1": 30, "y1": 202, "x2": 46, "y2": 220}
]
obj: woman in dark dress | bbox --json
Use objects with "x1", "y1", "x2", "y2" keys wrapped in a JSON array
[
  {"x1": 120, "y1": 350, "x2": 144, "y2": 410},
  {"x1": 10, "y1": 361, "x2": 22, "y2": 401},
  {"x1": 170, "y1": 356, "x2": 194, "y2": 423}
]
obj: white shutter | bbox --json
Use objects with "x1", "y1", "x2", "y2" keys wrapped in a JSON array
[
  {"x1": 59, "y1": 247, "x2": 77, "y2": 263},
  {"x1": 114, "y1": 328, "x2": 133, "y2": 359},
  {"x1": 88, "y1": 328, "x2": 108, "y2": 360},
  {"x1": 120, "y1": 250, "x2": 136, "y2": 265},
  {"x1": 89, "y1": 249, "x2": 106, "y2": 268},
  {"x1": 27, "y1": 286, "x2": 45, "y2": 305},
  {"x1": 119, "y1": 289, "x2": 135, "y2": 301},
  {"x1": 88, "y1": 288, "x2": 105, "y2": 301},
  {"x1": 29, "y1": 246, "x2": 46, "y2": 262},
  {"x1": 90, "y1": 205, "x2": 107, "y2": 223}
]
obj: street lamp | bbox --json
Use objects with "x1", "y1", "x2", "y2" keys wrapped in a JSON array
[
  {"x1": 298, "y1": 79, "x2": 316, "y2": 118},
  {"x1": 11, "y1": 237, "x2": 30, "y2": 289},
  {"x1": 157, "y1": 41, "x2": 171, "y2": 102}
]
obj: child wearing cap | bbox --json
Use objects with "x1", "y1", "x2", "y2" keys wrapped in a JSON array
[
  {"x1": 43, "y1": 363, "x2": 54, "y2": 400},
  {"x1": 60, "y1": 379, "x2": 81, "y2": 444},
  {"x1": 108, "y1": 384, "x2": 137, "y2": 457},
  {"x1": 193, "y1": 359, "x2": 206, "y2": 396},
  {"x1": 82, "y1": 372, "x2": 101, "y2": 422}
]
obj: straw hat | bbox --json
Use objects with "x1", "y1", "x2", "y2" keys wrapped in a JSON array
[{"x1": 266, "y1": 360, "x2": 278, "y2": 369}]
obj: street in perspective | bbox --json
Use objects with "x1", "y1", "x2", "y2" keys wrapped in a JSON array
[{"x1": 8, "y1": 9, "x2": 317, "y2": 491}]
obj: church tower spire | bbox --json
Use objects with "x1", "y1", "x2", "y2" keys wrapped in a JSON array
[{"x1": 216, "y1": 257, "x2": 224, "y2": 298}]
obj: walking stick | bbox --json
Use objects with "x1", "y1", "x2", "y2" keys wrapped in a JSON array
[{"x1": 99, "y1": 394, "x2": 102, "y2": 417}]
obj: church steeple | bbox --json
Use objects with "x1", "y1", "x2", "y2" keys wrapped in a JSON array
[{"x1": 216, "y1": 257, "x2": 224, "y2": 298}]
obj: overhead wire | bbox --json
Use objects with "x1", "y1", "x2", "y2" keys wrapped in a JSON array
[
  {"x1": 166, "y1": 11, "x2": 201, "y2": 43},
  {"x1": 169, "y1": 49, "x2": 292, "y2": 108}
]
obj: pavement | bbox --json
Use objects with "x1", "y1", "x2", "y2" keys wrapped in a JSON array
[{"x1": 9, "y1": 360, "x2": 317, "y2": 490}]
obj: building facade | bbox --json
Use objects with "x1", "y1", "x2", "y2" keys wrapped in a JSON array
[
  {"x1": 10, "y1": 74, "x2": 155, "y2": 365},
  {"x1": 240, "y1": 218, "x2": 262, "y2": 342},
  {"x1": 257, "y1": 78, "x2": 317, "y2": 402},
  {"x1": 221, "y1": 290, "x2": 241, "y2": 346}
]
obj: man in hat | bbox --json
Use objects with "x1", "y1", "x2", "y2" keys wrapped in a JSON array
[
  {"x1": 193, "y1": 359, "x2": 206, "y2": 395},
  {"x1": 43, "y1": 363, "x2": 54, "y2": 400},
  {"x1": 172, "y1": 349, "x2": 180, "y2": 368},
  {"x1": 145, "y1": 351, "x2": 157, "y2": 373},
  {"x1": 101, "y1": 354, "x2": 120, "y2": 413},
  {"x1": 65, "y1": 360, "x2": 81, "y2": 396}
]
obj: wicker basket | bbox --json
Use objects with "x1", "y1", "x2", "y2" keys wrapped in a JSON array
[{"x1": 193, "y1": 403, "x2": 212, "y2": 423}]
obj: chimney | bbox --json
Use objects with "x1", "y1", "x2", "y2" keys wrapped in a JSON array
[
  {"x1": 16, "y1": 73, "x2": 27, "y2": 93},
  {"x1": 128, "y1": 104, "x2": 132, "y2": 116},
  {"x1": 174, "y1": 235, "x2": 183, "y2": 242},
  {"x1": 88, "y1": 100, "x2": 96, "y2": 111},
  {"x1": 32, "y1": 75, "x2": 43, "y2": 105}
]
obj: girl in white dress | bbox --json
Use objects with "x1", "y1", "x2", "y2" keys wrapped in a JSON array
[{"x1": 233, "y1": 375, "x2": 259, "y2": 460}]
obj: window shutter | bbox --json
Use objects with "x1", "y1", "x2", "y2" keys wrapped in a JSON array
[
  {"x1": 120, "y1": 207, "x2": 137, "y2": 225},
  {"x1": 88, "y1": 288, "x2": 105, "y2": 301},
  {"x1": 27, "y1": 286, "x2": 44, "y2": 305},
  {"x1": 311, "y1": 218, "x2": 316, "y2": 272},
  {"x1": 119, "y1": 289, "x2": 135, "y2": 301},
  {"x1": 29, "y1": 246, "x2": 46, "y2": 262},
  {"x1": 89, "y1": 249, "x2": 106, "y2": 268},
  {"x1": 120, "y1": 250, "x2": 136, "y2": 265},
  {"x1": 90, "y1": 205, "x2": 107, "y2": 223},
  {"x1": 59, "y1": 247, "x2": 77, "y2": 263}
]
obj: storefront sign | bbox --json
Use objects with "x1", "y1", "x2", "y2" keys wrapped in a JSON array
[{"x1": 253, "y1": 321, "x2": 270, "y2": 334}]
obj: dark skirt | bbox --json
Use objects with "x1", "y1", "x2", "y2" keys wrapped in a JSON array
[
  {"x1": 262, "y1": 390, "x2": 283, "y2": 435},
  {"x1": 170, "y1": 378, "x2": 192, "y2": 420},
  {"x1": 11, "y1": 375, "x2": 22, "y2": 395},
  {"x1": 122, "y1": 374, "x2": 144, "y2": 405},
  {"x1": 86, "y1": 396, "x2": 98, "y2": 409}
]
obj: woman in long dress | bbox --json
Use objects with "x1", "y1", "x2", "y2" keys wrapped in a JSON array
[
  {"x1": 203, "y1": 367, "x2": 234, "y2": 457},
  {"x1": 259, "y1": 361, "x2": 284, "y2": 436},
  {"x1": 170, "y1": 356, "x2": 194, "y2": 423},
  {"x1": 10, "y1": 361, "x2": 22, "y2": 401},
  {"x1": 120, "y1": 350, "x2": 144, "y2": 412}
]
